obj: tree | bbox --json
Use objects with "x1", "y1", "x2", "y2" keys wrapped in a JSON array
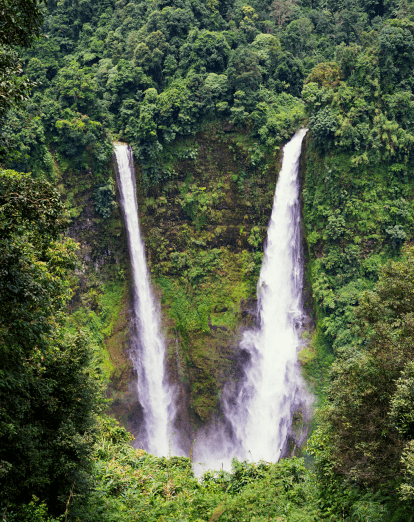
[
  {"x1": 0, "y1": 170, "x2": 103, "y2": 512},
  {"x1": 311, "y1": 247, "x2": 414, "y2": 491},
  {"x1": 238, "y1": 5, "x2": 260, "y2": 44},
  {"x1": 179, "y1": 29, "x2": 231, "y2": 74},
  {"x1": 378, "y1": 22, "x2": 414, "y2": 94},
  {"x1": 0, "y1": 48, "x2": 34, "y2": 122},
  {"x1": 308, "y1": 106, "x2": 338, "y2": 150},
  {"x1": 281, "y1": 18, "x2": 315, "y2": 57},
  {"x1": 227, "y1": 47, "x2": 262, "y2": 95},
  {"x1": 55, "y1": 60, "x2": 98, "y2": 113},
  {"x1": 134, "y1": 31, "x2": 170, "y2": 83},
  {"x1": 54, "y1": 113, "x2": 110, "y2": 170},
  {"x1": 270, "y1": 0, "x2": 298, "y2": 31},
  {"x1": 0, "y1": 0, "x2": 45, "y2": 47},
  {"x1": 0, "y1": 0, "x2": 46, "y2": 157}
]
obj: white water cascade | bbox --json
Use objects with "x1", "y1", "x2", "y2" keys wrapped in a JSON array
[
  {"x1": 114, "y1": 143, "x2": 172, "y2": 456},
  {"x1": 194, "y1": 129, "x2": 309, "y2": 470}
]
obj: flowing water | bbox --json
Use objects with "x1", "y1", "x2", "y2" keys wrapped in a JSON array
[
  {"x1": 114, "y1": 143, "x2": 172, "y2": 456},
  {"x1": 114, "y1": 130, "x2": 309, "y2": 465},
  {"x1": 194, "y1": 129, "x2": 309, "y2": 470}
]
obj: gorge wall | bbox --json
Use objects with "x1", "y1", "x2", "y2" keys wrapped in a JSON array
[
  {"x1": 62, "y1": 114, "x2": 404, "y2": 459},
  {"x1": 64, "y1": 122, "x2": 298, "y2": 449}
]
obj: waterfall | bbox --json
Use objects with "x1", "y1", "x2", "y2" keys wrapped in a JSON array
[
  {"x1": 114, "y1": 143, "x2": 172, "y2": 456},
  {"x1": 194, "y1": 129, "x2": 309, "y2": 470}
]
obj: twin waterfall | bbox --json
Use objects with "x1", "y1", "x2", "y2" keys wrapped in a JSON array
[{"x1": 114, "y1": 130, "x2": 308, "y2": 465}]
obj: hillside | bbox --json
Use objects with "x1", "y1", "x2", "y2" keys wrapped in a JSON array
[{"x1": 2, "y1": 0, "x2": 414, "y2": 520}]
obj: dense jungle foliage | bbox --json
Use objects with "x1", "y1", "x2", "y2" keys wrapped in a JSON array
[{"x1": 3, "y1": 0, "x2": 414, "y2": 519}]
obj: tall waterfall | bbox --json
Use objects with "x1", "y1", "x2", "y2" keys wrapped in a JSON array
[
  {"x1": 194, "y1": 129, "x2": 309, "y2": 470},
  {"x1": 114, "y1": 143, "x2": 172, "y2": 456}
]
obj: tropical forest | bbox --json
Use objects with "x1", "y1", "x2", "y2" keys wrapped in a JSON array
[{"x1": 3, "y1": 0, "x2": 414, "y2": 520}]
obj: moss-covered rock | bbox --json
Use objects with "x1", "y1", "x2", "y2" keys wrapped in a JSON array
[
  {"x1": 56, "y1": 122, "x2": 284, "y2": 439},
  {"x1": 135, "y1": 124, "x2": 280, "y2": 433}
]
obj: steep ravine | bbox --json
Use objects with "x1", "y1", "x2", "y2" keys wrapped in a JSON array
[
  {"x1": 62, "y1": 124, "x2": 319, "y2": 452},
  {"x1": 134, "y1": 125, "x2": 281, "y2": 451}
]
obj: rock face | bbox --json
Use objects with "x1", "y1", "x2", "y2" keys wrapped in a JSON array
[
  {"x1": 59, "y1": 152, "x2": 136, "y2": 430},
  {"x1": 63, "y1": 124, "x2": 281, "y2": 447},
  {"x1": 132, "y1": 126, "x2": 280, "y2": 447}
]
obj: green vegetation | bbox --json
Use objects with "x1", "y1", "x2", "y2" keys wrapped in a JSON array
[
  {"x1": 64, "y1": 416, "x2": 322, "y2": 522},
  {"x1": 0, "y1": 170, "x2": 104, "y2": 514},
  {"x1": 4, "y1": 0, "x2": 414, "y2": 519},
  {"x1": 138, "y1": 128, "x2": 277, "y2": 422},
  {"x1": 300, "y1": 22, "x2": 414, "y2": 518}
]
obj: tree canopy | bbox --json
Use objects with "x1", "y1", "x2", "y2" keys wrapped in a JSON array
[{"x1": 0, "y1": 171, "x2": 103, "y2": 512}]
